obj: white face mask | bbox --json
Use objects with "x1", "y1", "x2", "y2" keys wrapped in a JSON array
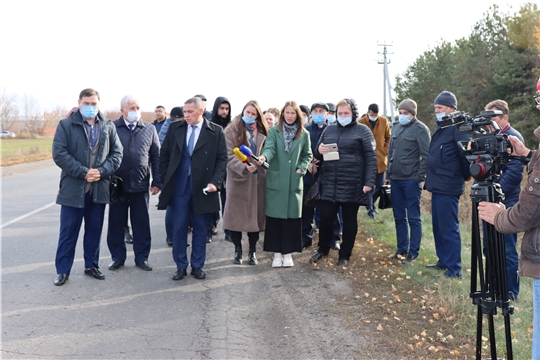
[
  {"x1": 337, "y1": 116, "x2": 352, "y2": 126},
  {"x1": 127, "y1": 111, "x2": 141, "y2": 123},
  {"x1": 368, "y1": 115, "x2": 378, "y2": 121}
]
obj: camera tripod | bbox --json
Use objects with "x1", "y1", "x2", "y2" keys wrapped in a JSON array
[{"x1": 470, "y1": 181, "x2": 514, "y2": 360}]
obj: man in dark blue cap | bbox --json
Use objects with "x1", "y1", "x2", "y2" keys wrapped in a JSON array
[{"x1": 425, "y1": 91, "x2": 471, "y2": 279}]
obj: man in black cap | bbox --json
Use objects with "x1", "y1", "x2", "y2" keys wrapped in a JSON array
[
  {"x1": 300, "y1": 105, "x2": 311, "y2": 126},
  {"x1": 302, "y1": 102, "x2": 342, "y2": 250},
  {"x1": 425, "y1": 91, "x2": 471, "y2": 279},
  {"x1": 326, "y1": 103, "x2": 336, "y2": 124},
  {"x1": 194, "y1": 94, "x2": 212, "y2": 121}
]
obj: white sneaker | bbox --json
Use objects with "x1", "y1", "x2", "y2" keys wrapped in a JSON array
[
  {"x1": 282, "y1": 253, "x2": 294, "y2": 267},
  {"x1": 272, "y1": 253, "x2": 283, "y2": 268}
]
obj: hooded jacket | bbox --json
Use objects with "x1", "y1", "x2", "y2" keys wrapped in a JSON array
[
  {"x1": 211, "y1": 96, "x2": 231, "y2": 129},
  {"x1": 495, "y1": 126, "x2": 540, "y2": 279},
  {"x1": 314, "y1": 99, "x2": 377, "y2": 205}
]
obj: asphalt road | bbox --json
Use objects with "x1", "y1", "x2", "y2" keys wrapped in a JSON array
[{"x1": 1, "y1": 161, "x2": 363, "y2": 359}]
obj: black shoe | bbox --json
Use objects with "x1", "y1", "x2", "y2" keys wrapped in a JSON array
[
  {"x1": 84, "y1": 267, "x2": 105, "y2": 280},
  {"x1": 54, "y1": 274, "x2": 69, "y2": 286},
  {"x1": 166, "y1": 238, "x2": 173, "y2": 246},
  {"x1": 124, "y1": 229, "x2": 133, "y2": 244},
  {"x1": 338, "y1": 259, "x2": 348, "y2": 266},
  {"x1": 233, "y1": 246, "x2": 243, "y2": 265},
  {"x1": 403, "y1": 255, "x2": 417, "y2": 264},
  {"x1": 224, "y1": 234, "x2": 232, "y2": 242},
  {"x1": 426, "y1": 263, "x2": 446, "y2": 270},
  {"x1": 212, "y1": 226, "x2": 218, "y2": 236},
  {"x1": 187, "y1": 243, "x2": 191, "y2": 247},
  {"x1": 207, "y1": 236, "x2": 212, "y2": 244},
  {"x1": 310, "y1": 252, "x2": 324, "y2": 263},
  {"x1": 443, "y1": 271, "x2": 462, "y2": 279},
  {"x1": 172, "y1": 269, "x2": 187, "y2": 280},
  {"x1": 388, "y1": 251, "x2": 407, "y2": 259},
  {"x1": 332, "y1": 241, "x2": 341, "y2": 250},
  {"x1": 135, "y1": 261, "x2": 153, "y2": 271},
  {"x1": 191, "y1": 268, "x2": 206, "y2": 280},
  {"x1": 248, "y1": 246, "x2": 257, "y2": 265},
  {"x1": 302, "y1": 241, "x2": 313, "y2": 250},
  {"x1": 108, "y1": 260, "x2": 125, "y2": 270}
]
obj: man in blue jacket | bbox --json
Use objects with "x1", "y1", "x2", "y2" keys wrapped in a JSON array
[
  {"x1": 425, "y1": 91, "x2": 471, "y2": 279},
  {"x1": 106, "y1": 95, "x2": 161, "y2": 272},
  {"x1": 482, "y1": 99, "x2": 525, "y2": 299},
  {"x1": 52, "y1": 88, "x2": 123, "y2": 286}
]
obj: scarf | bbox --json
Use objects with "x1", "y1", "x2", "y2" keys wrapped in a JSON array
[
  {"x1": 282, "y1": 122, "x2": 298, "y2": 152},
  {"x1": 245, "y1": 122, "x2": 257, "y2": 155}
]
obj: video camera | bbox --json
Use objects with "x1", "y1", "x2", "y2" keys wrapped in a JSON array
[{"x1": 438, "y1": 110, "x2": 511, "y2": 182}]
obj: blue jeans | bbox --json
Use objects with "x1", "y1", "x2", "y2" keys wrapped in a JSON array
[
  {"x1": 391, "y1": 179, "x2": 422, "y2": 257},
  {"x1": 534, "y1": 279, "x2": 540, "y2": 359},
  {"x1": 366, "y1": 172, "x2": 386, "y2": 216},
  {"x1": 432, "y1": 192, "x2": 462, "y2": 277}
]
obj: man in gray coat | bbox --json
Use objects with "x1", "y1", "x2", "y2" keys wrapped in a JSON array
[
  {"x1": 386, "y1": 99, "x2": 431, "y2": 264},
  {"x1": 52, "y1": 88, "x2": 123, "y2": 286}
]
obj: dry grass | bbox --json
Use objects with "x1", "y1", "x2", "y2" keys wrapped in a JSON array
[{"x1": 0, "y1": 138, "x2": 53, "y2": 166}]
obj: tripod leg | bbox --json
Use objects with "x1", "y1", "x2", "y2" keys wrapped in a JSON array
[
  {"x1": 476, "y1": 307, "x2": 483, "y2": 360},
  {"x1": 488, "y1": 314, "x2": 497, "y2": 360}
]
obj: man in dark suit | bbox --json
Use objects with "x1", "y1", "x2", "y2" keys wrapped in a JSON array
[{"x1": 158, "y1": 97, "x2": 227, "y2": 280}]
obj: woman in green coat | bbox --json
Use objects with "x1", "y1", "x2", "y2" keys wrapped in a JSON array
[{"x1": 257, "y1": 101, "x2": 312, "y2": 268}]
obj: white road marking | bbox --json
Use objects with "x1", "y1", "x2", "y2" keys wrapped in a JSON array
[{"x1": 1, "y1": 201, "x2": 56, "y2": 229}]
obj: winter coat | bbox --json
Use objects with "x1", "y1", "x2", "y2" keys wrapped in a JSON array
[
  {"x1": 303, "y1": 122, "x2": 326, "y2": 186},
  {"x1": 358, "y1": 115, "x2": 391, "y2": 173},
  {"x1": 53, "y1": 110, "x2": 123, "y2": 208},
  {"x1": 495, "y1": 149, "x2": 540, "y2": 279},
  {"x1": 386, "y1": 117, "x2": 431, "y2": 183},
  {"x1": 158, "y1": 118, "x2": 175, "y2": 145},
  {"x1": 496, "y1": 126, "x2": 525, "y2": 207},
  {"x1": 314, "y1": 122, "x2": 377, "y2": 205},
  {"x1": 424, "y1": 125, "x2": 471, "y2": 196},
  {"x1": 114, "y1": 117, "x2": 161, "y2": 193},
  {"x1": 261, "y1": 124, "x2": 312, "y2": 219},
  {"x1": 158, "y1": 119, "x2": 227, "y2": 214},
  {"x1": 222, "y1": 118, "x2": 266, "y2": 232}
]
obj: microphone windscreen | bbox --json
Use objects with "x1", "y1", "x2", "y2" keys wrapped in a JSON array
[
  {"x1": 233, "y1": 147, "x2": 248, "y2": 162},
  {"x1": 239, "y1": 144, "x2": 253, "y2": 157}
]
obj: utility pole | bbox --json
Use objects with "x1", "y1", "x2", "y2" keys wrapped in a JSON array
[{"x1": 377, "y1": 42, "x2": 395, "y2": 121}]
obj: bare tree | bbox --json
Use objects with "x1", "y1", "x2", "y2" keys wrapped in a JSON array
[
  {"x1": 0, "y1": 88, "x2": 19, "y2": 131},
  {"x1": 21, "y1": 93, "x2": 43, "y2": 136},
  {"x1": 42, "y1": 106, "x2": 68, "y2": 136}
]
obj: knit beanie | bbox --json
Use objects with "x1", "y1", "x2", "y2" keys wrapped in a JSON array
[
  {"x1": 398, "y1": 99, "x2": 417, "y2": 116},
  {"x1": 434, "y1": 91, "x2": 457, "y2": 109}
]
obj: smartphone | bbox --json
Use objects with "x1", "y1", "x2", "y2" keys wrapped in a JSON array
[{"x1": 325, "y1": 143, "x2": 338, "y2": 152}]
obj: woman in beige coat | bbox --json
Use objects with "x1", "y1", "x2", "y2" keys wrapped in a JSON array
[{"x1": 222, "y1": 100, "x2": 268, "y2": 265}]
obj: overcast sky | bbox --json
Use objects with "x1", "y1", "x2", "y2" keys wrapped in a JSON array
[{"x1": 0, "y1": 0, "x2": 527, "y2": 117}]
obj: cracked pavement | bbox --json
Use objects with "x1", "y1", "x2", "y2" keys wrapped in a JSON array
[{"x1": 2, "y1": 160, "x2": 363, "y2": 359}]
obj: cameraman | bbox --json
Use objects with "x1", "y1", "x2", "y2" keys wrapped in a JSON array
[
  {"x1": 482, "y1": 100, "x2": 525, "y2": 300},
  {"x1": 479, "y1": 126, "x2": 540, "y2": 359},
  {"x1": 425, "y1": 91, "x2": 471, "y2": 279}
]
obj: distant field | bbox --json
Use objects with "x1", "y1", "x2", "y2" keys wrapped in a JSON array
[{"x1": 0, "y1": 138, "x2": 54, "y2": 166}]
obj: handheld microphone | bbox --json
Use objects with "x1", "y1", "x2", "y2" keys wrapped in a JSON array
[
  {"x1": 239, "y1": 144, "x2": 269, "y2": 169},
  {"x1": 233, "y1": 147, "x2": 257, "y2": 174}
]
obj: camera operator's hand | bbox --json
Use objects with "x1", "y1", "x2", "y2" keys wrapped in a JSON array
[
  {"x1": 478, "y1": 201, "x2": 506, "y2": 225},
  {"x1": 508, "y1": 135, "x2": 529, "y2": 157}
]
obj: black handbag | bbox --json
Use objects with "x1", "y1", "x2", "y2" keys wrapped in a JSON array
[
  {"x1": 304, "y1": 174, "x2": 321, "y2": 208},
  {"x1": 109, "y1": 175, "x2": 125, "y2": 205},
  {"x1": 378, "y1": 184, "x2": 392, "y2": 209}
]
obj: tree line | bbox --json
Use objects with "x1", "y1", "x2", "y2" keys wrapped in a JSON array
[{"x1": 394, "y1": 3, "x2": 540, "y2": 148}]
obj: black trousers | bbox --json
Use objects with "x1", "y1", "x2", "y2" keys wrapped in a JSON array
[
  {"x1": 318, "y1": 201, "x2": 360, "y2": 260},
  {"x1": 302, "y1": 203, "x2": 341, "y2": 247},
  {"x1": 230, "y1": 231, "x2": 259, "y2": 247},
  {"x1": 263, "y1": 216, "x2": 302, "y2": 254}
]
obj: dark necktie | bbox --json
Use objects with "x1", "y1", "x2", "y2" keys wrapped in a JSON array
[
  {"x1": 188, "y1": 125, "x2": 196, "y2": 156},
  {"x1": 128, "y1": 124, "x2": 134, "y2": 131}
]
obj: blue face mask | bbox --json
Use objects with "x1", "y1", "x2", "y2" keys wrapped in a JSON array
[
  {"x1": 398, "y1": 114, "x2": 411, "y2": 125},
  {"x1": 312, "y1": 114, "x2": 325, "y2": 125},
  {"x1": 327, "y1": 115, "x2": 336, "y2": 124},
  {"x1": 337, "y1": 116, "x2": 352, "y2": 126},
  {"x1": 242, "y1": 114, "x2": 256, "y2": 125},
  {"x1": 81, "y1": 105, "x2": 98, "y2": 119},
  {"x1": 435, "y1": 112, "x2": 446, "y2": 121}
]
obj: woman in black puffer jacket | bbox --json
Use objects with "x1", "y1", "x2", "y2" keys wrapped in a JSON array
[{"x1": 310, "y1": 98, "x2": 377, "y2": 265}]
